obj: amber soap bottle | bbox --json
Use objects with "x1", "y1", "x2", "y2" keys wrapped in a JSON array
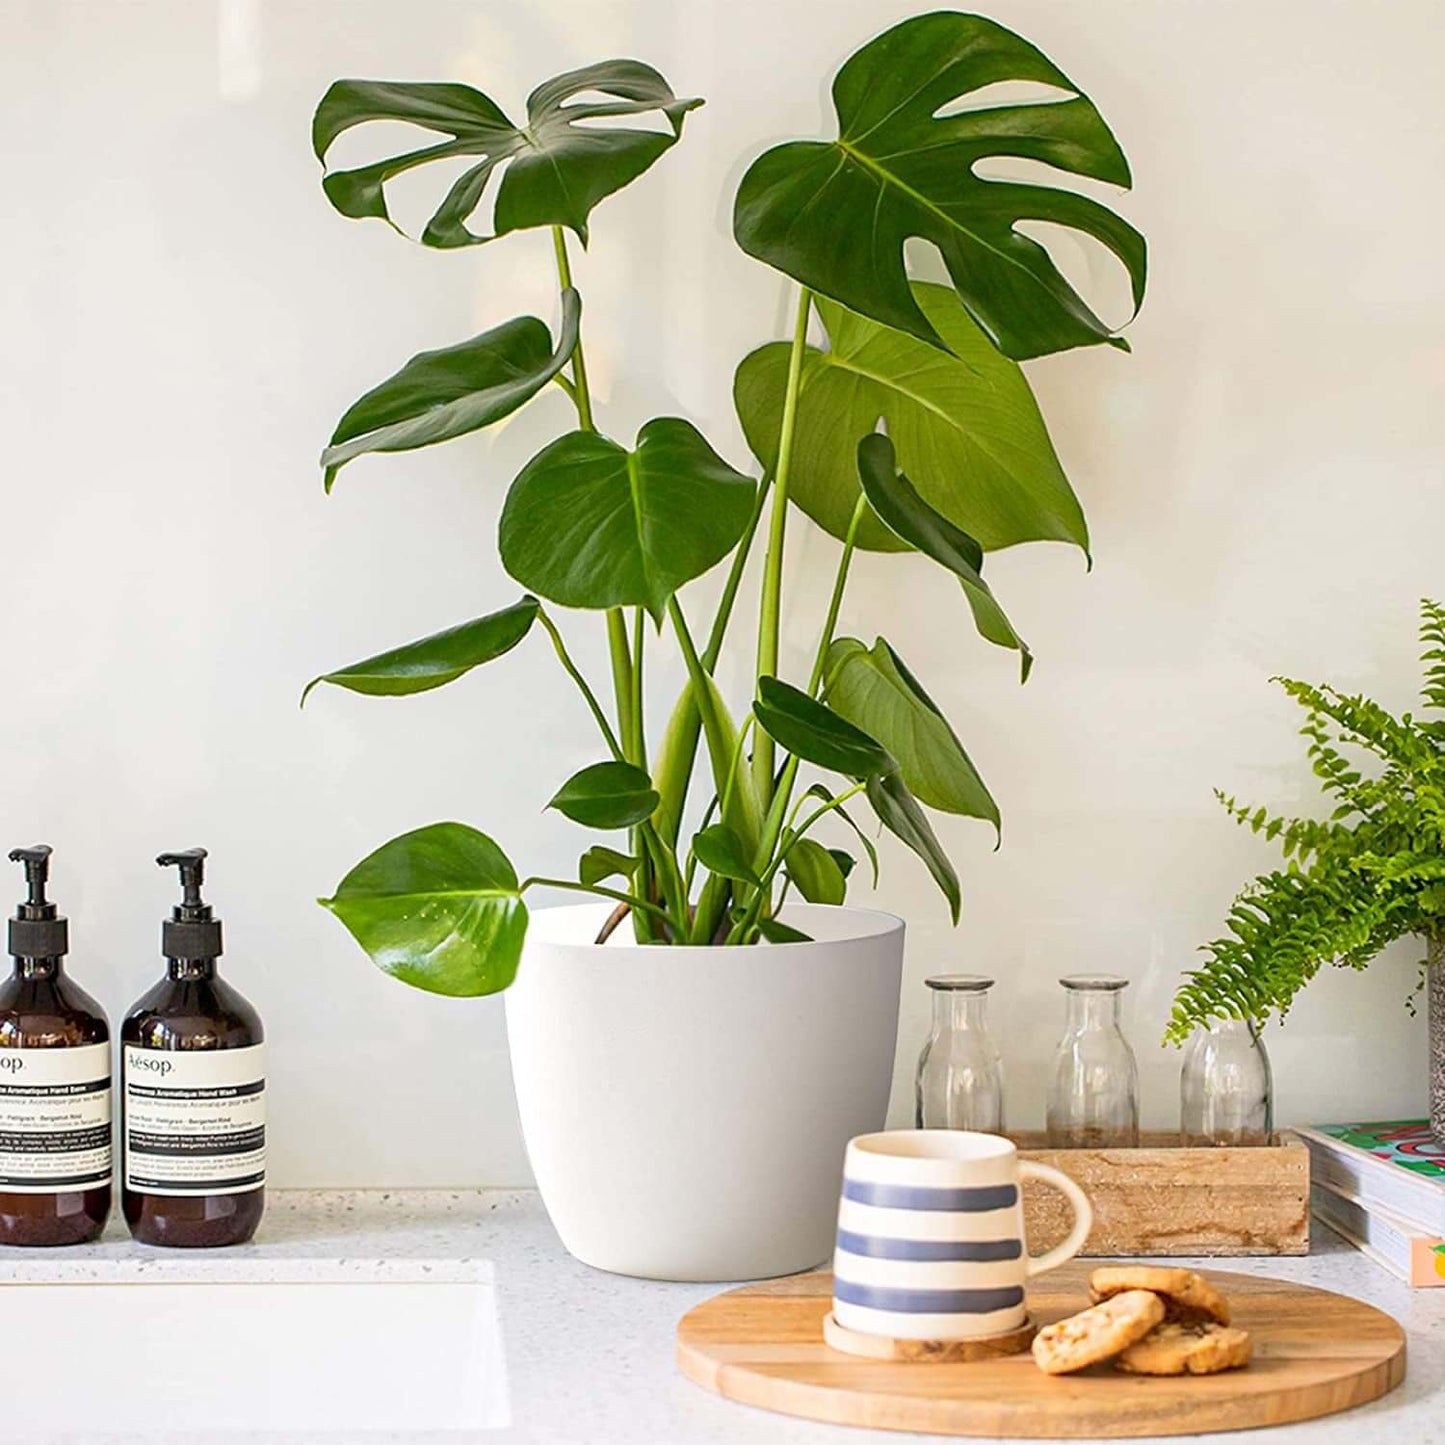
[
  {"x1": 0, "y1": 845, "x2": 112, "y2": 1246},
  {"x1": 122, "y1": 849, "x2": 265, "y2": 1247}
]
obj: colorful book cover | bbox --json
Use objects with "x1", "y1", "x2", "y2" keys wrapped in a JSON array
[{"x1": 1317, "y1": 1120, "x2": 1445, "y2": 1178}]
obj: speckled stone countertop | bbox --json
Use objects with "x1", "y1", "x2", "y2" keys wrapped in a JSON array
[{"x1": 5, "y1": 1190, "x2": 1443, "y2": 1443}]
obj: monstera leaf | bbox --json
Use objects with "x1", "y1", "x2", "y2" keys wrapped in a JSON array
[
  {"x1": 733, "y1": 12, "x2": 1145, "y2": 358},
  {"x1": 867, "y1": 771, "x2": 961, "y2": 923},
  {"x1": 498, "y1": 419, "x2": 755, "y2": 621},
  {"x1": 735, "y1": 286, "x2": 1085, "y2": 555},
  {"x1": 322, "y1": 292, "x2": 580, "y2": 489},
  {"x1": 825, "y1": 636, "x2": 998, "y2": 829},
  {"x1": 302, "y1": 597, "x2": 540, "y2": 704},
  {"x1": 752, "y1": 677, "x2": 894, "y2": 780},
  {"x1": 314, "y1": 62, "x2": 702, "y2": 247},
  {"x1": 855, "y1": 434, "x2": 1031, "y2": 677},
  {"x1": 320, "y1": 823, "x2": 526, "y2": 997}
]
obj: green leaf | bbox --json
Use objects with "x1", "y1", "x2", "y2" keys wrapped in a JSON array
[
  {"x1": 313, "y1": 63, "x2": 702, "y2": 247},
  {"x1": 654, "y1": 676, "x2": 762, "y2": 855},
  {"x1": 548, "y1": 761, "x2": 658, "y2": 830},
  {"x1": 828, "y1": 848, "x2": 857, "y2": 882},
  {"x1": 734, "y1": 285, "x2": 1085, "y2": 556},
  {"x1": 753, "y1": 677, "x2": 894, "y2": 780},
  {"x1": 856, "y1": 434, "x2": 1031, "y2": 678},
  {"x1": 733, "y1": 11, "x2": 1145, "y2": 358},
  {"x1": 578, "y1": 846, "x2": 637, "y2": 888},
  {"x1": 319, "y1": 822, "x2": 526, "y2": 997},
  {"x1": 757, "y1": 917, "x2": 813, "y2": 944},
  {"x1": 499, "y1": 419, "x2": 755, "y2": 622},
  {"x1": 826, "y1": 636, "x2": 999, "y2": 830},
  {"x1": 692, "y1": 824, "x2": 760, "y2": 887},
  {"x1": 784, "y1": 837, "x2": 846, "y2": 905},
  {"x1": 302, "y1": 596, "x2": 539, "y2": 705},
  {"x1": 803, "y1": 782, "x2": 879, "y2": 886},
  {"x1": 867, "y1": 771, "x2": 961, "y2": 924},
  {"x1": 321, "y1": 291, "x2": 580, "y2": 490}
]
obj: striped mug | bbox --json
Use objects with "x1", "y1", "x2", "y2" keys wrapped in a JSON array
[{"x1": 833, "y1": 1130, "x2": 1092, "y2": 1341}]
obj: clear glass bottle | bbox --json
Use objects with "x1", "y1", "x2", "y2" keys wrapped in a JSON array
[
  {"x1": 915, "y1": 975, "x2": 1005, "y2": 1131},
  {"x1": 1047, "y1": 975, "x2": 1139, "y2": 1148},
  {"x1": 1180, "y1": 1019, "x2": 1273, "y2": 1146}
]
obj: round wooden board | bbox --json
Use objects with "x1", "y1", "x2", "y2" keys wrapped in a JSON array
[{"x1": 676, "y1": 1263, "x2": 1406, "y2": 1438}]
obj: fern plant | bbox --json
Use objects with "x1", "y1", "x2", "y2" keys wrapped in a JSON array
[{"x1": 1167, "y1": 600, "x2": 1445, "y2": 1043}]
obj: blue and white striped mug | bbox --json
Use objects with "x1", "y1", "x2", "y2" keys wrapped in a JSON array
[{"x1": 833, "y1": 1130, "x2": 1093, "y2": 1341}]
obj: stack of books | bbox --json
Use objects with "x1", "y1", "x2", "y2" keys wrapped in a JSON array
[{"x1": 1293, "y1": 1120, "x2": 1445, "y2": 1286}]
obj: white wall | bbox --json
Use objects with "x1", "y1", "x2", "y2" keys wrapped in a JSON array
[{"x1": 2, "y1": 0, "x2": 1439, "y2": 1185}]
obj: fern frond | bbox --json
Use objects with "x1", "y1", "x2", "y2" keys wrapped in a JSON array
[
  {"x1": 1170, "y1": 604, "x2": 1445, "y2": 1045},
  {"x1": 1421, "y1": 598, "x2": 1445, "y2": 711}
]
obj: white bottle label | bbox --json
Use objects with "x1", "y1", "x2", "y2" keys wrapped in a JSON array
[
  {"x1": 124, "y1": 1043, "x2": 265, "y2": 1196},
  {"x1": 0, "y1": 1042, "x2": 113, "y2": 1193}
]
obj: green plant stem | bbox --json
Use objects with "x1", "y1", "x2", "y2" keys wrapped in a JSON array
[
  {"x1": 808, "y1": 493, "x2": 869, "y2": 696},
  {"x1": 551, "y1": 223, "x2": 665, "y2": 937},
  {"x1": 550, "y1": 226, "x2": 595, "y2": 430},
  {"x1": 520, "y1": 875, "x2": 672, "y2": 927},
  {"x1": 704, "y1": 473, "x2": 772, "y2": 671},
  {"x1": 751, "y1": 497, "x2": 869, "y2": 880},
  {"x1": 630, "y1": 607, "x2": 646, "y2": 768},
  {"x1": 751, "y1": 289, "x2": 813, "y2": 805},
  {"x1": 535, "y1": 608, "x2": 625, "y2": 761},
  {"x1": 726, "y1": 781, "x2": 867, "y2": 944}
]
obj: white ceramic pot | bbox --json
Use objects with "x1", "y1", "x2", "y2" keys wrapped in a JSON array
[{"x1": 505, "y1": 902, "x2": 905, "y2": 1281}]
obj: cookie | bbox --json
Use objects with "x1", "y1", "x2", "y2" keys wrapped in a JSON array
[
  {"x1": 1089, "y1": 1266, "x2": 1231, "y2": 1325},
  {"x1": 1031, "y1": 1289, "x2": 1166, "y2": 1375},
  {"x1": 1115, "y1": 1320, "x2": 1252, "y2": 1375}
]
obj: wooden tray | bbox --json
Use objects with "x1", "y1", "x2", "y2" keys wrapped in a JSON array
[
  {"x1": 677, "y1": 1263, "x2": 1404, "y2": 1438},
  {"x1": 1014, "y1": 1132, "x2": 1310, "y2": 1257}
]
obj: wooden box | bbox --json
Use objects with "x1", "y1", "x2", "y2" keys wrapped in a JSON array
[{"x1": 1012, "y1": 1131, "x2": 1310, "y2": 1257}]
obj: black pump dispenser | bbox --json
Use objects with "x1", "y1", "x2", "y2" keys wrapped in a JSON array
[
  {"x1": 8, "y1": 845, "x2": 69, "y2": 960},
  {"x1": 157, "y1": 849, "x2": 223, "y2": 961}
]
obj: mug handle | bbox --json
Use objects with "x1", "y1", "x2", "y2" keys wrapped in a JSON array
[{"x1": 1019, "y1": 1160, "x2": 1093, "y2": 1277}]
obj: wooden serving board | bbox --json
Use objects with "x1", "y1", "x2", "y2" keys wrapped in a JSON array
[{"x1": 677, "y1": 1263, "x2": 1405, "y2": 1438}]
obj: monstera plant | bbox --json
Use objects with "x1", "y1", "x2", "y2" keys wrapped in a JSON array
[{"x1": 306, "y1": 11, "x2": 1147, "y2": 993}]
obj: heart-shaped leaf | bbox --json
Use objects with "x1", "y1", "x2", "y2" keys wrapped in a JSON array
[
  {"x1": 867, "y1": 771, "x2": 961, "y2": 924},
  {"x1": 753, "y1": 677, "x2": 894, "y2": 779},
  {"x1": 784, "y1": 836, "x2": 847, "y2": 905},
  {"x1": 578, "y1": 846, "x2": 637, "y2": 888},
  {"x1": 733, "y1": 11, "x2": 1145, "y2": 358},
  {"x1": 499, "y1": 419, "x2": 755, "y2": 621},
  {"x1": 319, "y1": 822, "x2": 526, "y2": 996},
  {"x1": 322, "y1": 291, "x2": 580, "y2": 490},
  {"x1": 828, "y1": 848, "x2": 857, "y2": 881},
  {"x1": 548, "y1": 761, "x2": 659, "y2": 830},
  {"x1": 302, "y1": 596, "x2": 539, "y2": 705},
  {"x1": 692, "y1": 824, "x2": 760, "y2": 888},
  {"x1": 856, "y1": 434, "x2": 1030, "y2": 678},
  {"x1": 314, "y1": 63, "x2": 702, "y2": 247},
  {"x1": 734, "y1": 286, "x2": 1084, "y2": 555},
  {"x1": 826, "y1": 636, "x2": 998, "y2": 830}
]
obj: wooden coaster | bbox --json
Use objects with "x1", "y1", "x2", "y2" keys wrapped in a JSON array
[{"x1": 824, "y1": 1311, "x2": 1036, "y2": 1362}]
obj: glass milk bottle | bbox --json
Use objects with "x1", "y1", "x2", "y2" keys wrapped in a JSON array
[
  {"x1": 1181, "y1": 1018, "x2": 1273, "y2": 1146},
  {"x1": 915, "y1": 975, "x2": 1005, "y2": 1132},
  {"x1": 1046, "y1": 975, "x2": 1139, "y2": 1148}
]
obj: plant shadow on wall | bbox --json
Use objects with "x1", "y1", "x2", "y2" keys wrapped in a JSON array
[
  {"x1": 303, "y1": 11, "x2": 1148, "y2": 989},
  {"x1": 1169, "y1": 601, "x2": 1445, "y2": 1142}
]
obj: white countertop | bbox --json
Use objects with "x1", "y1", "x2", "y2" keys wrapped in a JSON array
[{"x1": 5, "y1": 1189, "x2": 1442, "y2": 1444}]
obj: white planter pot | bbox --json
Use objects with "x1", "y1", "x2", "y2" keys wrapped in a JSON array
[{"x1": 505, "y1": 902, "x2": 904, "y2": 1281}]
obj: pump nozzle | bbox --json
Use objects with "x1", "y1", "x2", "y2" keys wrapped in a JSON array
[
  {"x1": 8, "y1": 845, "x2": 55, "y2": 915},
  {"x1": 157, "y1": 848, "x2": 222, "y2": 960},
  {"x1": 8, "y1": 844, "x2": 67, "y2": 958},
  {"x1": 157, "y1": 849, "x2": 208, "y2": 913}
]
